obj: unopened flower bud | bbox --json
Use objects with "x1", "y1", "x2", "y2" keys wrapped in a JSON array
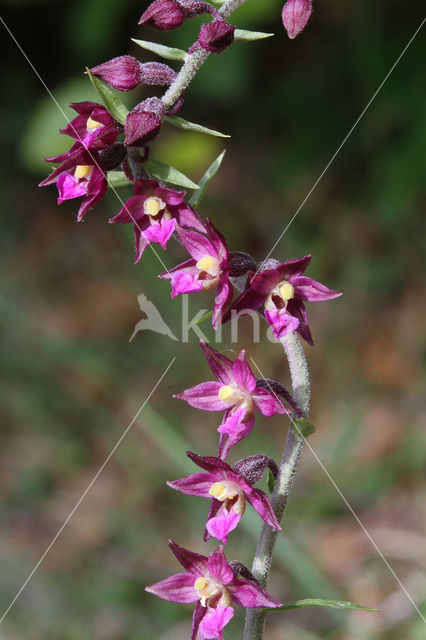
[
  {"x1": 140, "y1": 62, "x2": 177, "y2": 86},
  {"x1": 124, "y1": 97, "x2": 165, "y2": 147},
  {"x1": 281, "y1": 0, "x2": 312, "y2": 39},
  {"x1": 90, "y1": 56, "x2": 143, "y2": 91},
  {"x1": 139, "y1": 0, "x2": 186, "y2": 30},
  {"x1": 198, "y1": 19, "x2": 235, "y2": 54}
]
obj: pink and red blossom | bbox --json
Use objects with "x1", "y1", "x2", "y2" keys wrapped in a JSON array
[
  {"x1": 109, "y1": 178, "x2": 205, "y2": 262},
  {"x1": 228, "y1": 255, "x2": 341, "y2": 344},
  {"x1": 145, "y1": 542, "x2": 281, "y2": 639},
  {"x1": 175, "y1": 342, "x2": 292, "y2": 458},
  {"x1": 168, "y1": 451, "x2": 281, "y2": 544}
]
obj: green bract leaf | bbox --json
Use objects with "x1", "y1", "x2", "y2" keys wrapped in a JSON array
[
  {"x1": 107, "y1": 171, "x2": 133, "y2": 188},
  {"x1": 293, "y1": 417, "x2": 316, "y2": 439},
  {"x1": 189, "y1": 150, "x2": 226, "y2": 208},
  {"x1": 131, "y1": 38, "x2": 187, "y2": 62},
  {"x1": 267, "y1": 468, "x2": 275, "y2": 494},
  {"x1": 272, "y1": 599, "x2": 379, "y2": 613},
  {"x1": 144, "y1": 158, "x2": 199, "y2": 190},
  {"x1": 86, "y1": 69, "x2": 129, "y2": 125},
  {"x1": 164, "y1": 115, "x2": 230, "y2": 138},
  {"x1": 195, "y1": 310, "x2": 213, "y2": 325},
  {"x1": 234, "y1": 29, "x2": 274, "y2": 42}
]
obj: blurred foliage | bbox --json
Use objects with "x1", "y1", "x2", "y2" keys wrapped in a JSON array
[{"x1": 0, "y1": 0, "x2": 425, "y2": 639}]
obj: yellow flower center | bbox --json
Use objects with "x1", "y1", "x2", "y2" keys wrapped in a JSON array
[
  {"x1": 74, "y1": 165, "x2": 92, "y2": 180},
  {"x1": 279, "y1": 282, "x2": 295, "y2": 300},
  {"x1": 86, "y1": 117, "x2": 103, "y2": 131},
  {"x1": 144, "y1": 197, "x2": 165, "y2": 217},
  {"x1": 194, "y1": 577, "x2": 208, "y2": 591},
  {"x1": 209, "y1": 482, "x2": 228, "y2": 500},
  {"x1": 196, "y1": 255, "x2": 214, "y2": 271},
  {"x1": 218, "y1": 385, "x2": 233, "y2": 402}
]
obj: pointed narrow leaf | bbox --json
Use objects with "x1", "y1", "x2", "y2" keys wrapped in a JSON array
[
  {"x1": 107, "y1": 171, "x2": 133, "y2": 188},
  {"x1": 189, "y1": 150, "x2": 226, "y2": 208},
  {"x1": 131, "y1": 38, "x2": 187, "y2": 62},
  {"x1": 164, "y1": 115, "x2": 230, "y2": 139},
  {"x1": 195, "y1": 310, "x2": 213, "y2": 325},
  {"x1": 234, "y1": 29, "x2": 274, "y2": 42},
  {"x1": 293, "y1": 417, "x2": 316, "y2": 439},
  {"x1": 144, "y1": 158, "x2": 199, "y2": 190},
  {"x1": 271, "y1": 599, "x2": 379, "y2": 613},
  {"x1": 86, "y1": 69, "x2": 129, "y2": 125}
]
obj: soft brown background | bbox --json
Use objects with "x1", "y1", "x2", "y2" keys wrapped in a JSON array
[{"x1": 0, "y1": 0, "x2": 425, "y2": 638}]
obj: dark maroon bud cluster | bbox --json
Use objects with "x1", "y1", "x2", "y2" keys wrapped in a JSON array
[
  {"x1": 198, "y1": 19, "x2": 235, "y2": 54},
  {"x1": 139, "y1": 0, "x2": 216, "y2": 31}
]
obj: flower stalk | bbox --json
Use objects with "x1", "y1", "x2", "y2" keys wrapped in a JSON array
[
  {"x1": 162, "y1": 0, "x2": 248, "y2": 110},
  {"x1": 244, "y1": 332, "x2": 310, "y2": 640}
]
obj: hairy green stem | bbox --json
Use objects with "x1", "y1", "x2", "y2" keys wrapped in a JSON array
[
  {"x1": 244, "y1": 332, "x2": 310, "y2": 640},
  {"x1": 162, "y1": 0, "x2": 248, "y2": 110}
]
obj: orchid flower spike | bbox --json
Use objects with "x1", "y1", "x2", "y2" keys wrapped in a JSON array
[
  {"x1": 145, "y1": 541, "x2": 282, "y2": 639},
  {"x1": 168, "y1": 451, "x2": 281, "y2": 544},
  {"x1": 175, "y1": 342, "x2": 293, "y2": 458}
]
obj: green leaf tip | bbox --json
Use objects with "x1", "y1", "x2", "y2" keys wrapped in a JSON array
[
  {"x1": 272, "y1": 598, "x2": 379, "y2": 613},
  {"x1": 234, "y1": 29, "x2": 274, "y2": 42},
  {"x1": 107, "y1": 171, "x2": 133, "y2": 189},
  {"x1": 189, "y1": 150, "x2": 226, "y2": 209},
  {"x1": 131, "y1": 39, "x2": 187, "y2": 62},
  {"x1": 293, "y1": 417, "x2": 316, "y2": 439},
  {"x1": 144, "y1": 158, "x2": 199, "y2": 190},
  {"x1": 164, "y1": 115, "x2": 230, "y2": 138},
  {"x1": 86, "y1": 68, "x2": 129, "y2": 125},
  {"x1": 195, "y1": 310, "x2": 213, "y2": 325},
  {"x1": 267, "y1": 468, "x2": 276, "y2": 494}
]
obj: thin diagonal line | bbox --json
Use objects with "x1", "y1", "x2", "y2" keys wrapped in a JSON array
[
  {"x1": 0, "y1": 15, "x2": 171, "y2": 275},
  {"x1": 249, "y1": 355, "x2": 426, "y2": 624},
  {"x1": 256, "y1": 16, "x2": 426, "y2": 273},
  {"x1": 0, "y1": 357, "x2": 176, "y2": 624}
]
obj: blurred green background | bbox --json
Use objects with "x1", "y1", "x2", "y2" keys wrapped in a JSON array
[{"x1": 0, "y1": 0, "x2": 425, "y2": 638}]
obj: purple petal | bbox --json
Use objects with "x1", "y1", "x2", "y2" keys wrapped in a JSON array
[
  {"x1": 134, "y1": 227, "x2": 150, "y2": 263},
  {"x1": 155, "y1": 184, "x2": 185, "y2": 206},
  {"x1": 264, "y1": 308, "x2": 300, "y2": 341},
  {"x1": 77, "y1": 167, "x2": 107, "y2": 220},
  {"x1": 212, "y1": 278, "x2": 233, "y2": 330},
  {"x1": 57, "y1": 172, "x2": 86, "y2": 203},
  {"x1": 109, "y1": 195, "x2": 147, "y2": 224},
  {"x1": 143, "y1": 217, "x2": 176, "y2": 250},
  {"x1": 226, "y1": 289, "x2": 267, "y2": 322},
  {"x1": 204, "y1": 499, "x2": 222, "y2": 541},
  {"x1": 174, "y1": 203, "x2": 206, "y2": 233},
  {"x1": 186, "y1": 451, "x2": 232, "y2": 475},
  {"x1": 159, "y1": 257, "x2": 196, "y2": 278},
  {"x1": 217, "y1": 406, "x2": 255, "y2": 458},
  {"x1": 177, "y1": 227, "x2": 216, "y2": 261},
  {"x1": 276, "y1": 254, "x2": 312, "y2": 279},
  {"x1": 251, "y1": 387, "x2": 289, "y2": 416},
  {"x1": 200, "y1": 342, "x2": 234, "y2": 385},
  {"x1": 232, "y1": 351, "x2": 256, "y2": 393},
  {"x1": 167, "y1": 266, "x2": 204, "y2": 297},
  {"x1": 206, "y1": 507, "x2": 241, "y2": 544},
  {"x1": 198, "y1": 605, "x2": 234, "y2": 640},
  {"x1": 169, "y1": 541, "x2": 209, "y2": 576},
  {"x1": 167, "y1": 472, "x2": 218, "y2": 498},
  {"x1": 207, "y1": 547, "x2": 233, "y2": 585},
  {"x1": 192, "y1": 602, "x2": 208, "y2": 640},
  {"x1": 249, "y1": 268, "x2": 282, "y2": 294},
  {"x1": 205, "y1": 219, "x2": 228, "y2": 262},
  {"x1": 145, "y1": 572, "x2": 198, "y2": 603},
  {"x1": 246, "y1": 488, "x2": 281, "y2": 531},
  {"x1": 286, "y1": 299, "x2": 313, "y2": 345},
  {"x1": 175, "y1": 381, "x2": 228, "y2": 411},
  {"x1": 228, "y1": 578, "x2": 282, "y2": 608},
  {"x1": 291, "y1": 275, "x2": 342, "y2": 302}
]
